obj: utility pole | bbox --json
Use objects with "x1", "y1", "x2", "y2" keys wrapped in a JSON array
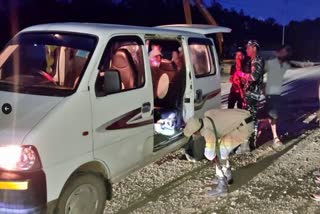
[
  {"x1": 282, "y1": 0, "x2": 288, "y2": 45},
  {"x1": 183, "y1": 0, "x2": 192, "y2": 24},
  {"x1": 282, "y1": 25, "x2": 285, "y2": 45},
  {"x1": 182, "y1": 0, "x2": 224, "y2": 55}
]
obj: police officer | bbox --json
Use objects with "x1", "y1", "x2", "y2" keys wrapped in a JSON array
[{"x1": 184, "y1": 109, "x2": 254, "y2": 197}]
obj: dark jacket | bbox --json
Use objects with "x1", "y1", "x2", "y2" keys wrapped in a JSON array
[{"x1": 246, "y1": 55, "x2": 265, "y2": 94}]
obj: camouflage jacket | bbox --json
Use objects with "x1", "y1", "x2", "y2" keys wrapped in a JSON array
[{"x1": 246, "y1": 55, "x2": 265, "y2": 94}]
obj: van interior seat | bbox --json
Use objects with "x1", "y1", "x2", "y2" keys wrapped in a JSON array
[
  {"x1": 154, "y1": 61, "x2": 183, "y2": 109},
  {"x1": 110, "y1": 48, "x2": 137, "y2": 89},
  {"x1": 158, "y1": 60, "x2": 176, "y2": 81},
  {"x1": 156, "y1": 73, "x2": 169, "y2": 99}
]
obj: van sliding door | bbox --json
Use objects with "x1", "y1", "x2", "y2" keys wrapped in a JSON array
[{"x1": 188, "y1": 37, "x2": 221, "y2": 117}]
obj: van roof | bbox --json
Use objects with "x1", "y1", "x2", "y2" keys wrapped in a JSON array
[
  {"x1": 156, "y1": 24, "x2": 232, "y2": 34},
  {"x1": 20, "y1": 22, "x2": 230, "y2": 38}
]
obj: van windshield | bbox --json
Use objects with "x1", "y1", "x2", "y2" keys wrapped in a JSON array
[{"x1": 0, "y1": 32, "x2": 97, "y2": 96}]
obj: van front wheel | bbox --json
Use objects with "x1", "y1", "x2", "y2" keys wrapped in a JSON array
[{"x1": 55, "y1": 174, "x2": 107, "y2": 214}]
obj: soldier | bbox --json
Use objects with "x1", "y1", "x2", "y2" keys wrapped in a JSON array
[
  {"x1": 184, "y1": 109, "x2": 254, "y2": 197},
  {"x1": 235, "y1": 40, "x2": 265, "y2": 153}
]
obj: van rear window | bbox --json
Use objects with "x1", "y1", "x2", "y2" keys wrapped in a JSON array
[{"x1": 188, "y1": 38, "x2": 215, "y2": 78}]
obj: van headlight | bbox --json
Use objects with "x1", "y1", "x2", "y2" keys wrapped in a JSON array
[{"x1": 0, "y1": 145, "x2": 42, "y2": 171}]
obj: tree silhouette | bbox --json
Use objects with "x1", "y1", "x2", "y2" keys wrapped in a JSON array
[{"x1": 0, "y1": 0, "x2": 318, "y2": 61}]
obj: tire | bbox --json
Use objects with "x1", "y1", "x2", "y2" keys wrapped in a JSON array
[
  {"x1": 55, "y1": 174, "x2": 107, "y2": 214},
  {"x1": 184, "y1": 136, "x2": 205, "y2": 161}
]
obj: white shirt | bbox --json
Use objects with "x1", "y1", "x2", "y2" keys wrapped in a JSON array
[{"x1": 265, "y1": 58, "x2": 291, "y2": 95}]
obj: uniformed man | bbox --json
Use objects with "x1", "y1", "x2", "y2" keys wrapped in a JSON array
[
  {"x1": 184, "y1": 109, "x2": 254, "y2": 197},
  {"x1": 235, "y1": 40, "x2": 265, "y2": 152}
]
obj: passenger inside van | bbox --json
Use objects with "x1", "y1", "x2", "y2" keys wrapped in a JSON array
[
  {"x1": 149, "y1": 49, "x2": 162, "y2": 68},
  {"x1": 148, "y1": 40, "x2": 186, "y2": 136},
  {"x1": 171, "y1": 49, "x2": 184, "y2": 72}
]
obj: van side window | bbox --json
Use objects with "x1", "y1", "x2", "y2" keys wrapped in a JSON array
[
  {"x1": 188, "y1": 38, "x2": 215, "y2": 78},
  {"x1": 95, "y1": 36, "x2": 145, "y2": 96}
]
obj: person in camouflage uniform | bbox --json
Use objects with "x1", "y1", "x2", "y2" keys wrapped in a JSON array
[{"x1": 234, "y1": 40, "x2": 265, "y2": 152}]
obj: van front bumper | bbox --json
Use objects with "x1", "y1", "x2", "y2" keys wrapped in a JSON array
[{"x1": 0, "y1": 169, "x2": 46, "y2": 214}]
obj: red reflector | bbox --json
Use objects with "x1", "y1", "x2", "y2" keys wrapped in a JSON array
[{"x1": 82, "y1": 131, "x2": 89, "y2": 136}]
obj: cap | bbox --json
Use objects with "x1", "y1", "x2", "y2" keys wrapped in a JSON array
[
  {"x1": 246, "y1": 40, "x2": 260, "y2": 48},
  {"x1": 183, "y1": 117, "x2": 202, "y2": 137}
]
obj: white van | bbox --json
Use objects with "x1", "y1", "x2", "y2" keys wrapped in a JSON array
[{"x1": 0, "y1": 23, "x2": 230, "y2": 213}]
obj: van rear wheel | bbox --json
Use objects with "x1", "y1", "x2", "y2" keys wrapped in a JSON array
[
  {"x1": 184, "y1": 136, "x2": 205, "y2": 161},
  {"x1": 55, "y1": 174, "x2": 106, "y2": 214}
]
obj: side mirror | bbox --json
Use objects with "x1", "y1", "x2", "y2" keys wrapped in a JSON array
[{"x1": 104, "y1": 70, "x2": 121, "y2": 94}]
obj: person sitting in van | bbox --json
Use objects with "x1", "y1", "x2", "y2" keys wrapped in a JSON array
[
  {"x1": 171, "y1": 49, "x2": 184, "y2": 72},
  {"x1": 149, "y1": 49, "x2": 163, "y2": 68}
]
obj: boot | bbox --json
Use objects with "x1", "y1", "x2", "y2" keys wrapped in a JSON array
[
  {"x1": 210, "y1": 167, "x2": 233, "y2": 185},
  {"x1": 185, "y1": 152, "x2": 197, "y2": 163},
  {"x1": 207, "y1": 178, "x2": 228, "y2": 197}
]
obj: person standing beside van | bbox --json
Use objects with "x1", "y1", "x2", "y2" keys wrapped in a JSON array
[
  {"x1": 183, "y1": 109, "x2": 254, "y2": 197},
  {"x1": 228, "y1": 47, "x2": 245, "y2": 109},
  {"x1": 241, "y1": 40, "x2": 265, "y2": 113},
  {"x1": 265, "y1": 45, "x2": 293, "y2": 147},
  {"x1": 234, "y1": 40, "x2": 265, "y2": 152}
]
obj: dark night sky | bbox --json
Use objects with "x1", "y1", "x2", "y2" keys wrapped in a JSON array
[
  {"x1": 0, "y1": 0, "x2": 319, "y2": 26},
  {"x1": 204, "y1": 0, "x2": 320, "y2": 25}
]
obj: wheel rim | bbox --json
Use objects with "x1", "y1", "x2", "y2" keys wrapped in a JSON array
[{"x1": 65, "y1": 184, "x2": 100, "y2": 214}]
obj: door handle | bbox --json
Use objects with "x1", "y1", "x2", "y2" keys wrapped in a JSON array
[
  {"x1": 142, "y1": 102, "x2": 151, "y2": 113},
  {"x1": 195, "y1": 89, "x2": 203, "y2": 103}
]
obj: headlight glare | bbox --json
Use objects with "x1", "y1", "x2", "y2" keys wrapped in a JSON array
[{"x1": 0, "y1": 145, "x2": 41, "y2": 171}]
